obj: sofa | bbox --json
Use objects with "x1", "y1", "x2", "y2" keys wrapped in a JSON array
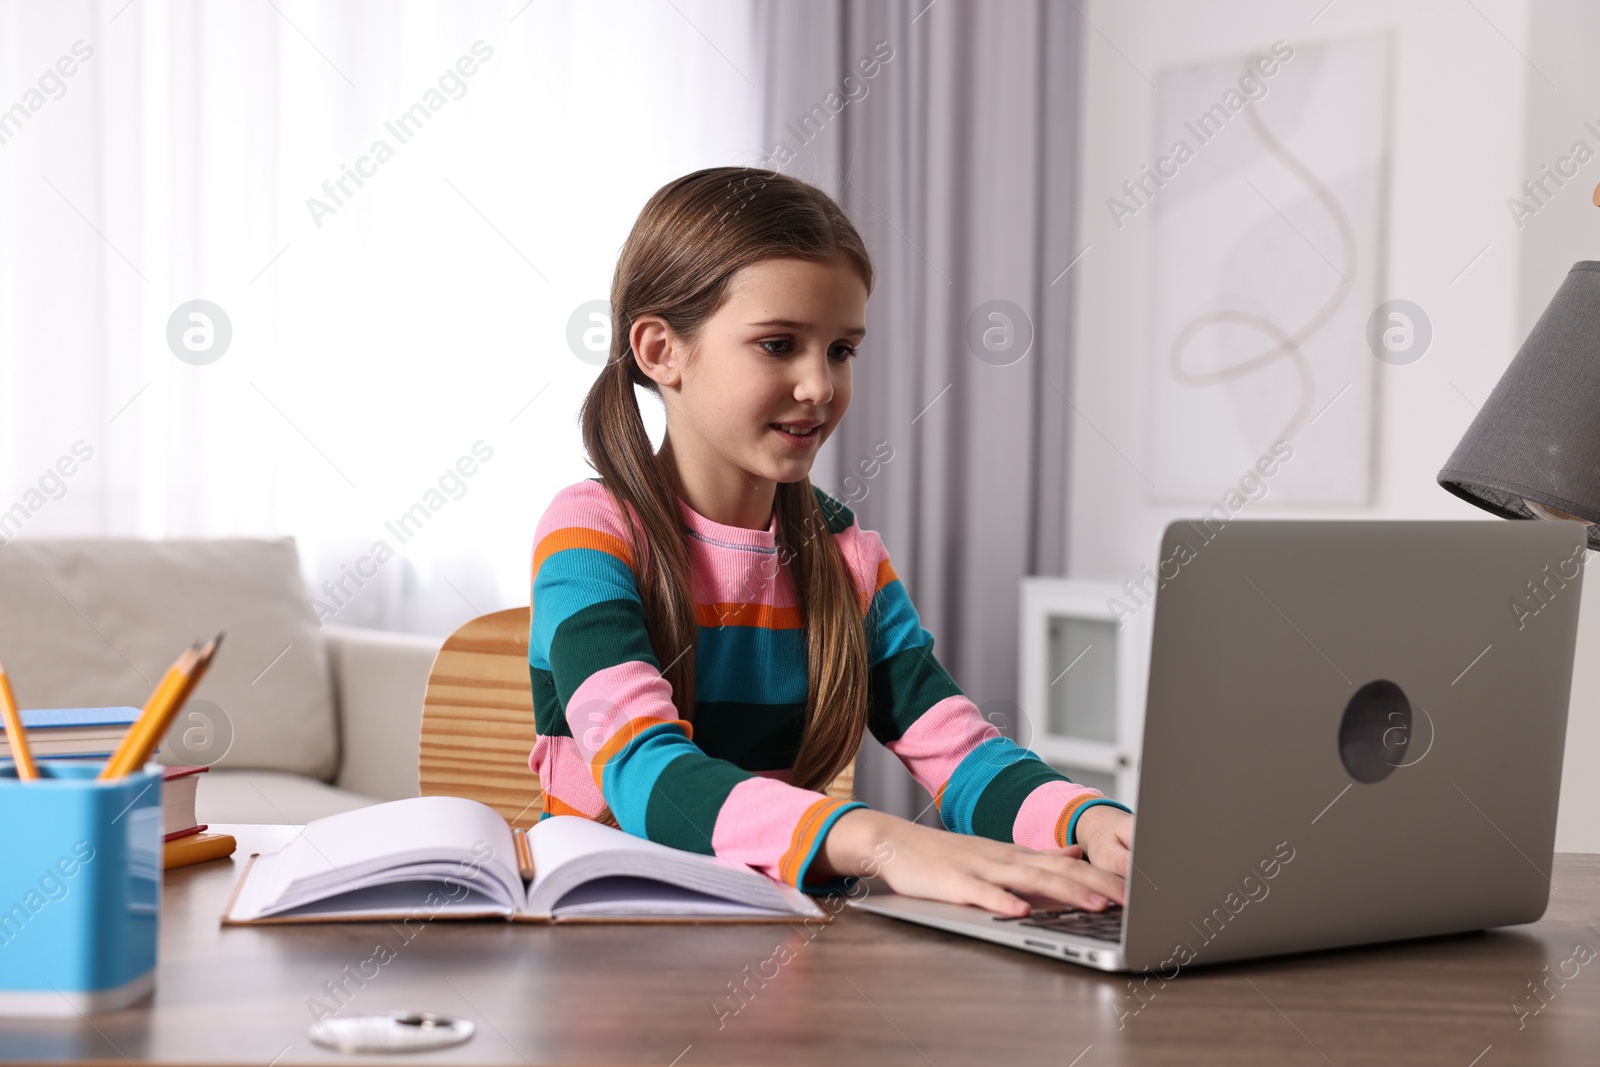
[{"x1": 0, "y1": 537, "x2": 444, "y2": 823}]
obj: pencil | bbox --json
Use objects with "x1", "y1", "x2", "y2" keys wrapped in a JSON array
[
  {"x1": 100, "y1": 643, "x2": 198, "y2": 780},
  {"x1": 101, "y1": 633, "x2": 225, "y2": 779},
  {"x1": 513, "y1": 827, "x2": 535, "y2": 882},
  {"x1": 0, "y1": 658, "x2": 38, "y2": 781}
]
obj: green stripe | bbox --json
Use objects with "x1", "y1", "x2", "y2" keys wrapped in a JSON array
[
  {"x1": 643, "y1": 753, "x2": 749, "y2": 854},
  {"x1": 970, "y1": 758, "x2": 1070, "y2": 842},
  {"x1": 529, "y1": 664, "x2": 569, "y2": 738},
  {"x1": 867, "y1": 640, "x2": 963, "y2": 745},
  {"x1": 547, "y1": 598, "x2": 660, "y2": 708},
  {"x1": 693, "y1": 700, "x2": 805, "y2": 770}
]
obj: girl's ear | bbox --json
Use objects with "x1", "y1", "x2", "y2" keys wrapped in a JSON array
[{"x1": 631, "y1": 315, "x2": 681, "y2": 388}]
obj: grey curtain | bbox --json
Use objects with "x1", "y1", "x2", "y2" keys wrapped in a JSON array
[{"x1": 758, "y1": 1, "x2": 1083, "y2": 822}]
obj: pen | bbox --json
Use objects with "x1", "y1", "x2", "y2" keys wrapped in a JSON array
[{"x1": 0, "y1": 657, "x2": 38, "y2": 781}]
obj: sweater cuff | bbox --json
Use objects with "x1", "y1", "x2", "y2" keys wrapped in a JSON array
[
  {"x1": 1060, "y1": 797, "x2": 1134, "y2": 848},
  {"x1": 793, "y1": 799, "x2": 870, "y2": 896}
]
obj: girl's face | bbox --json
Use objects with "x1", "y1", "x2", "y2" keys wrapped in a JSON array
[{"x1": 642, "y1": 255, "x2": 867, "y2": 497}]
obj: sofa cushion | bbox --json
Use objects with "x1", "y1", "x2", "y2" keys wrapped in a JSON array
[
  {"x1": 0, "y1": 538, "x2": 338, "y2": 779},
  {"x1": 196, "y1": 769, "x2": 378, "y2": 824}
]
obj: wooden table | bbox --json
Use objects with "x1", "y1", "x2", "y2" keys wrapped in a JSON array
[{"x1": 5, "y1": 825, "x2": 1600, "y2": 1065}]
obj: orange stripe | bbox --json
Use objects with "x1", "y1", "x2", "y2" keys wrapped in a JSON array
[
  {"x1": 853, "y1": 558, "x2": 899, "y2": 616},
  {"x1": 1054, "y1": 793, "x2": 1101, "y2": 848},
  {"x1": 693, "y1": 602, "x2": 803, "y2": 629},
  {"x1": 779, "y1": 797, "x2": 849, "y2": 886},
  {"x1": 933, "y1": 779, "x2": 948, "y2": 812},
  {"x1": 588, "y1": 716, "x2": 692, "y2": 788},
  {"x1": 542, "y1": 793, "x2": 596, "y2": 819},
  {"x1": 532, "y1": 526, "x2": 636, "y2": 582}
]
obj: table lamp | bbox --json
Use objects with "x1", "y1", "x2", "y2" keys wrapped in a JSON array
[{"x1": 1437, "y1": 253, "x2": 1600, "y2": 550}]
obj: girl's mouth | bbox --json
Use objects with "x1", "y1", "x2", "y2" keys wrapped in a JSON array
[{"x1": 770, "y1": 423, "x2": 820, "y2": 447}]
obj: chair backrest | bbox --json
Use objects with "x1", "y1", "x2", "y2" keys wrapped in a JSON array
[{"x1": 419, "y1": 607, "x2": 856, "y2": 829}]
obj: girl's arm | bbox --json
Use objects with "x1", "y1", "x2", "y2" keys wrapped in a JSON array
[
  {"x1": 843, "y1": 519, "x2": 1135, "y2": 852},
  {"x1": 529, "y1": 480, "x2": 866, "y2": 894}
]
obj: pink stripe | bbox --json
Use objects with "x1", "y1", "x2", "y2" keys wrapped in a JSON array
[
  {"x1": 565, "y1": 660, "x2": 679, "y2": 760},
  {"x1": 1012, "y1": 779, "x2": 1108, "y2": 851},
  {"x1": 833, "y1": 524, "x2": 887, "y2": 603},
  {"x1": 534, "y1": 480, "x2": 649, "y2": 566},
  {"x1": 527, "y1": 734, "x2": 609, "y2": 817},
  {"x1": 686, "y1": 539, "x2": 799, "y2": 610},
  {"x1": 884, "y1": 695, "x2": 1001, "y2": 797},
  {"x1": 711, "y1": 776, "x2": 832, "y2": 883}
]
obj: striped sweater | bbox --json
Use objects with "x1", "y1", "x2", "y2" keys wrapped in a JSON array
[{"x1": 527, "y1": 477, "x2": 1132, "y2": 894}]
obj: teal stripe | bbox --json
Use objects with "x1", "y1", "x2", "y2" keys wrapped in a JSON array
[
  {"x1": 530, "y1": 546, "x2": 642, "y2": 669},
  {"x1": 694, "y1": 625, "x2": 807, "y2": 704},
  {"x1": 643, "y1": 753, "x2": 750, "y2": 854},
  {"x1": 939, "y1": 737, "x2": 1040, "y2": 835},
  {"x1": 599, "y1": 721, "x2": 699, "y2": 837},
  {"x1": 865, "y1": 578, "x2": 931, "y2": 668}
]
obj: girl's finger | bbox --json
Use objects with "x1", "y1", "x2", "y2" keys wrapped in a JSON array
[
  {"x1": 963, "y1": 880, "x2": 1032, "y2": 918},
  {"x1": 993, "y1": 858, "x2": 1123, "y2": 910}
]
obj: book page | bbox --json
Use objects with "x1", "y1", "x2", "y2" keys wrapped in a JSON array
[
  {"x1": 229, "y1": 796, "x2": 522, "y2": 920},
  {"x1": 523, "y1": 815, "x2": 823, "y2": 918},
  {"x1": 550, "y1": 876, "x2": 810, "y2": 918},
  {"x1": 259, "y1": 879, "x2": 511, "y2": 921}
]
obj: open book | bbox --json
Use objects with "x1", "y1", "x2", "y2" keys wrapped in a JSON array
[{"x1": 221, "y1": 795, "x2": 829, "y2": 924}]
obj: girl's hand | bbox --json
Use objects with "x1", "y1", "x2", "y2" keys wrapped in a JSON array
[
  {"x1": 1072, "y1": 804, "x2": 1135, "y2": 880},
  {"x1": 814, "y1": 808, "x2": 1126, "y2": 918}
]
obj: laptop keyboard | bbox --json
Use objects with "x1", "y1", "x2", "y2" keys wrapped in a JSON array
[{"x1": 992, "y1": 904, "x2": 1125, "y2": 943}]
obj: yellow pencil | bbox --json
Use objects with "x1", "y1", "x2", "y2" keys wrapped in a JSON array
[
  {"x1": 101, "y1": 634, "x2": 224, "y2": 779},
  {"x1": 123, "y1": 633, "x2": 224, "y2": 777},
  {"x1": 100, "y1": 643, "x2": 198, "y2": 780},
  {"x1": 0, "y1": 658, "x2": 39, "y2": 781}
]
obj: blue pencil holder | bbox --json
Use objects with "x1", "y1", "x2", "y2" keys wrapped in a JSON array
[{"x1": 0, "y1": 761, "x2": 162, "y2": 1015}]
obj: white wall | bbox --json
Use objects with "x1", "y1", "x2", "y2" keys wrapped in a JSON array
[{"x1": 1069, "y1": 0, "x2": 1600, "y2": 851}]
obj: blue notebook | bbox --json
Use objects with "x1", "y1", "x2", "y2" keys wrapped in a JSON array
[
  {"x1": 3, "y1": 707, "x2": 141, "y2": 730},
  {"x1": 0, "y1": 707, "x2": 144, "y2": 760}
]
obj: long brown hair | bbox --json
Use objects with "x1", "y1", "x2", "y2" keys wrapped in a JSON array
[{"x1": 578, "y1": 166, "x2": 875, "y2": 799}]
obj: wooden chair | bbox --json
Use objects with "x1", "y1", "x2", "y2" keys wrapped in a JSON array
[{"x1": 418, "y1": 607, "x2": 856, "y2": 829}]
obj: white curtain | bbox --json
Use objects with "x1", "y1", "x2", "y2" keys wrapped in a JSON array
[{"x1": 0, "y1": 0, "x2": 761, "y2": 635}]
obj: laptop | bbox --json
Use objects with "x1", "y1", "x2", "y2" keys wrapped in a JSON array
[{"x1": 849, "y1": 519, "x2": 1587, "y2": 973}]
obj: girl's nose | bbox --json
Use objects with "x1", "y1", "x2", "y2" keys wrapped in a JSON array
[{"x1": 794, "y1": 349, "x2": 835, "y2": 405}]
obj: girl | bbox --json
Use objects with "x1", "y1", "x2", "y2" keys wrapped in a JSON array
[{"x1": 528, "y1": 166, "x2": 1134, "y2": 918}]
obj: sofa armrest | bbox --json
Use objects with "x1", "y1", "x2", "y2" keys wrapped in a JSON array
[{"x1": 322, "y1": 624, "x2": 444, "y2": 801}]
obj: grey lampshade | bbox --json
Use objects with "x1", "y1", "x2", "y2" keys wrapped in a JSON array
[{"x1": 1438, "y1": 260, "x2": 1600, "y2": 551}]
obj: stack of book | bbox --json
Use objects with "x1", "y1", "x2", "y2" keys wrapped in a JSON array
[
  {"x1": 161, "y1": 764, "x2": 234, "y2": 869},
  {"x1": 0, "y1": 705, "x2": 234, "y2": 870},
  {"x1": 0, "y1": 706, "x2": 142, "y2": 760},
  {"x1": 163, "y1": 764, "x2": 206, "y2": 841}
]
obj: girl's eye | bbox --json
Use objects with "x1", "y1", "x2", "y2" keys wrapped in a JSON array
[{"x1": 758, "y1": 339, "x2": 858, "y2": 361}]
